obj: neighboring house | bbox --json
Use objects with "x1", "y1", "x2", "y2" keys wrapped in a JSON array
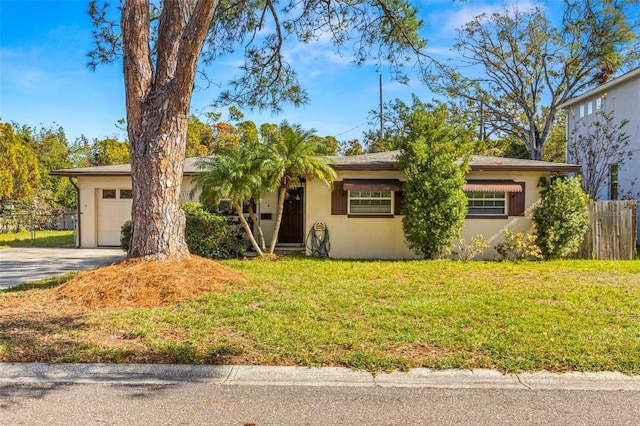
[
  {"x1": 51, "y1": 151, "x2": 579, "y2": 259},
  {"x1": 560, "y1": 67, "x2": 640, "y2": 204}
]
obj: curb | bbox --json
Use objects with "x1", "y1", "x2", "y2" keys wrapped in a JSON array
[{"x1": 1, "y1": 363, "x2": 639, "y2": 391}]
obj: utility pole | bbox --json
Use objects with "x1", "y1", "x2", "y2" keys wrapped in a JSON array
[{"x1": 379, "y1": 74, "x2": 384, "y2": 141}]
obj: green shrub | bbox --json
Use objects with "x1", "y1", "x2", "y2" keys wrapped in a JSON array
[
  {"x1": 396, "y1": 100, "x2": 472, "y2": 259},
  {"x1": 494, "y1": 229, "x2": 542, "y2": 261},
  {"x1": 532, "y1": 176, "x2": 589, "y2": 260},
  {"x1": 120, "y1": 203, "x2": 245, "y2": 259},
  {"x1": 182, "y1": 202, "x2": 245, "y2": 259},
  {"x1": 121, "y1": 220, "x2": 133, "y2": 251}
]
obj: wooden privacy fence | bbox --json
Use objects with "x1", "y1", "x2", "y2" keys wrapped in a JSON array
[{"x1": 576, "y1": 200, "x2": 637, "y2": 260}]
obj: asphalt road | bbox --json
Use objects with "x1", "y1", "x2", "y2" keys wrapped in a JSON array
[
  {"x1": 3, "y1": 380, "x2": 640, "y2": 425},
  {"x1": 0, "y1": 247, "x2": 125, "y2": 289},
  {"x1": 2, "y1": 364, "x2": 640, "y2": 425}
]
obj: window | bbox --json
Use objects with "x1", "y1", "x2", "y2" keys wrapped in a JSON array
[
  {"x1": 120, "y1": 189, "x2": 133, "y2": 199},
  {"x1": 466, "y1": 191, "x2": 507, "y2": 216},
  {"x1": 609, "y1": 164, "x2": 619, "y2": 200},
  {"x1": 595, "y1": 97, "x2": 602, "y2": 111},
  {"x1": 102, "y1": 189, "x2": 116, "y2": 199},
  {"x1": 587, "y1": 101, "x2": 593, "y2": 115},
  {"x1": 348, "y1": 190, "x2": 393, "y2": 215},
  {"x1": 579, "y1": 104, "x2": 585, "y2": 118}
]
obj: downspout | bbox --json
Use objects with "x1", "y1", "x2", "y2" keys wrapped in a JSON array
[{"x1": 69, "y1": 177, "x2": 81, "y2": 247}]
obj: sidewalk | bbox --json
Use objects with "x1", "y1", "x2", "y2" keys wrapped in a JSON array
[{"x1": 1, "y1": 363, "x2": 639, "y2": 391}]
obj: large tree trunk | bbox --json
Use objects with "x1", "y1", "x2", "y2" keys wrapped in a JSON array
[
  {"x1": 121, "y1": 0, "x2": 216, "y2": 260},
  {"x1": 128, "y1": 105, "x2": 190, "y2": 260}
]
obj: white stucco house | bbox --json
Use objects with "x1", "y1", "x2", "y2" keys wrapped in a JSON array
[
  {"x1": 51, "y1": 151, "x2": 579, "y2": 259},
  {"x1": 560, "y1": 68, "x2": 640, "y2": 196}
]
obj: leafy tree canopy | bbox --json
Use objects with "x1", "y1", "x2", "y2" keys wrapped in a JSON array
[
  {"x1": 89, "y1": 0, "x2": 429, "y2": 112},
  {"x1": 90, "y1": 138, "x2": 131, "y2": 166},
  {"x1": 0, "y1": 121, "x2": 41, "y2": 203},
  {"x1": 426, "y1": 0, "x2": 639, "y2": 160},
  {"x1": 395, "y1": 97, "x2": 473, "y2": 259}
]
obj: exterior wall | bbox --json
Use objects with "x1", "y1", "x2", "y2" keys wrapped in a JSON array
[
  {"x1": 255, "y1": 190, "x2": 281, "y2": 247},
  {"x1": 78, "y1": 170, "x2": 548, "y2": 259},
  {"x1": 564, "y1": 75, "x2": 640, "y2": 238},
  {"x1": 461, "y1": 171, "x2": 548, "y2": 259},
  {"x1": 305, "y1": 170, "x2": 549, "y2": 260},
  {"x1": 305, "y1": 170, "x2": 416, "y2": 259}
]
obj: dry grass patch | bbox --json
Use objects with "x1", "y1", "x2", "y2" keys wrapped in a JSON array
[{"x1": 0, "y1": 256, "x2": 248, "y2": 363}]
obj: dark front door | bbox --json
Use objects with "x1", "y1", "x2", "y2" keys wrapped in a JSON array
[{"x1": 278, "y1": 187, "x2": 303, "y2": 243}]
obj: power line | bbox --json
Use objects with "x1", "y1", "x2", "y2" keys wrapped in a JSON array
[{"x1": 334, "y1": 122, "x2": 368, "y2": 138}]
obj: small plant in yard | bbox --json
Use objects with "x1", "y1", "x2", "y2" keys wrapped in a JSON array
[
  {"x1": 451, "y1": 235, "x2": 489, "y2": 260},
  {"x1": 495, "y1": 229, "x2": 542, "y2": 261}
]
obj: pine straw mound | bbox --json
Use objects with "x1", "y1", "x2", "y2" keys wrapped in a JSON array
[{"x1": 51, "y1": 255, "x2": 248, "y2": 311}]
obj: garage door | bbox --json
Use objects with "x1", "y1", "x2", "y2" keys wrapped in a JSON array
[{"x1": 97, "y1": 189, "x2": 133, "y2": 246}]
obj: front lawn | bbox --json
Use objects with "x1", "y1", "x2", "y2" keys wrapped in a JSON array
[
  {"x1": 0, "y1": 230, "x2": 75, "y2": 248},
  {"x1": 1, "y1": 257, "x2": 639, "y2": 373}
]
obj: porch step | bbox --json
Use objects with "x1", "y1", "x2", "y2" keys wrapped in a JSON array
[
  {"x1": 245, "y1": 244, "x2": 306, "y2": 257},
  {"x1": 275, "y1": 244, "x2": 305, "y2": 256}
]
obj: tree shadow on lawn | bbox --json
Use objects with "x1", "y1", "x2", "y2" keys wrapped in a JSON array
[
  {"x1": 0, "y1": 313, "x2": 93, "y2": 363},
  {"x1": 0, "y1": 310, "x2": 243, "y2": 366}
]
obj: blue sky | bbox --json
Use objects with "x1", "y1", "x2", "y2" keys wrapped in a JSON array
[{"x1": 0, "y1": 0, "x2": 524, "y2": 145}]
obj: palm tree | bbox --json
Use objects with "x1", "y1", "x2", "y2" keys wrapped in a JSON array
[
  {"x1": 265, "y1": 122, "x2": 336, "y2": 254},
  {"x1": 191, "y1": 141, "x2": 270, "y2": 256}
]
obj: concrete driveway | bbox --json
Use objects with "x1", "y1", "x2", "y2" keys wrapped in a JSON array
[{"x1": 0, "y1": 248, "x2": 125, "y2": 289}]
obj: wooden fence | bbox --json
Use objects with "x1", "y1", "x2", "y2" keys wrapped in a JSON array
[{"x1": 576, "y1": 200, "x2": 637, "y2": 260}]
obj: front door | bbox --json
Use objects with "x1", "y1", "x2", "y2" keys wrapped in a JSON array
[{"x1": 278, "y1": 187, "x2": 303, "y2": 243}]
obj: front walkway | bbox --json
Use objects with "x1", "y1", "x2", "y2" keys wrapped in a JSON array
[{"x1": 0, "y1": 247, "x2": 125, "y2": 289}]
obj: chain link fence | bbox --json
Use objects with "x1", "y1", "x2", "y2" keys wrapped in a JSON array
[{"x1": 0, "y1": 213, "x2": 76, "y2": 246}]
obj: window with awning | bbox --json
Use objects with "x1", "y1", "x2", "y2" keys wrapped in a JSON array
[
  {"x1": 331, "y1": 180, "x2": 403, "y2": 216},
  {"x1": 464, "y1": 180, "x2": 526, "y2": 217}
]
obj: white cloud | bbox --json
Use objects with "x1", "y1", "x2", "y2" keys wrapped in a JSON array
[{"x1": 427, "y1": 0, "x2": 541, "y2": 34}]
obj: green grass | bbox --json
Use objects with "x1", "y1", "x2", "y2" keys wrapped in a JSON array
[
  {"x1": 0, "y1": 230, "x2": 74, "y2": 248},
  {"x1": 97, "y1": 258, "x2": 640, "y2": 373},
  {"x1": 1, "y1": 271, "x2": 80, "y2": 293},
  {"x1": 2, "y1": 257, "x2": 640, "y2": 373}
]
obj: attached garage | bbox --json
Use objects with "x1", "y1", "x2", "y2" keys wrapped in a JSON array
[{"x1": 96, "y1": 188, "x2": 133, "y2": 246}]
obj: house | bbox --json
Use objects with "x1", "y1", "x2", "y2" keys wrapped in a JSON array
[
  {"x1": 560, "y1": 67, "x2": 640, "y2": 237},
  {"x1": 51, "y1": 151, "x2": 579, "y2": 259}
]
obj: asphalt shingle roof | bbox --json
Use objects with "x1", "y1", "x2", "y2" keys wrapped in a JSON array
[{"x1": 50, "y1": 151, "x2": 580, "y2": 177}]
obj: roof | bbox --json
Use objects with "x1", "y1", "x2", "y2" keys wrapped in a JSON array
[
  {"x1": 50, "y1": 157, "x2": 201, "y2": 177},
  {"x1": 328, "y1": 150, "x2": 580, "y2": 173},
  {"x1": 50, "y1": 151, "x2": 580, "y2": 177},
  {"x1": 559, "y1": 67, "x2": 640, "y2": 109}
]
